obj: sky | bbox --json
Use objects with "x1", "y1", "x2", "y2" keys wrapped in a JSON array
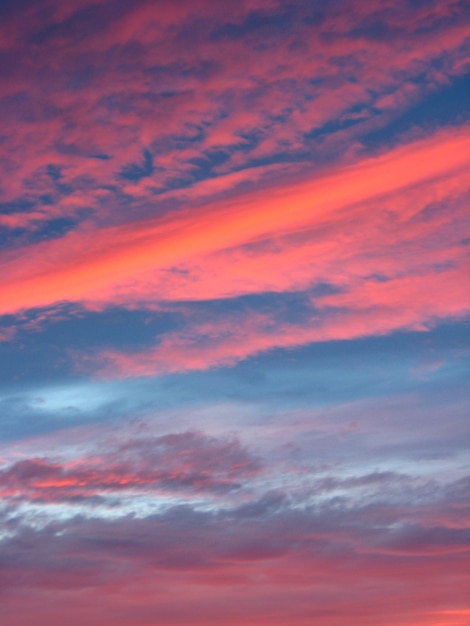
[{"x1": 0, "y1": 1, "x2": 469, "y2": 624}]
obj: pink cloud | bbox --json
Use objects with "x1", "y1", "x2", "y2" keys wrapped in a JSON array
[
  {"x1": 1, "y1": 126, "x2": 469, "y2": 315},
  {"x1": 1, "y1": 125, "x2": 468, "y2": 375},
  {"x1": 0, "y1": 431, "x2": 260, "y2": 502},
  {"x1": 92, "y1": 264, "x2": 469, "y2": 378},
  {"x1": 1, "y1": 3, "x2": 469, "y2": 625},
  {"x1": 1, "y1": 489, "x2": 469, "y2": 626},
  {"x1": 0, "y1": 0, "x2": 468, "y2": 232}
]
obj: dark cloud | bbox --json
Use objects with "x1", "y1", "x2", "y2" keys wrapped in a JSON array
[
  {"x1": 2, "y1": 474, "x2": 469, "y2": 590},
  {"x1": 0, "y1": 430, "x2": 261, "y2": 503}
]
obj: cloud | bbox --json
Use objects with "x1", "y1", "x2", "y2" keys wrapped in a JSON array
[
  {"x1": 90, "y1": 262, "x2": 469, "y2": 378},
  {"x1": 0, "y1": 0, "x2": 468, "y2": 234},
  {"x1": 1, "y1": 2, "x2": 469, "y2": 625},
  {"x1": 0, "y1": 431, "x2": 261, "y2": 503},
  {"x1": 1, "y1": 127, "x2": 469, "y2": 312},
  {"x1": 1, "y1": 472, "x2": 469, "y2": 625},
  {"x1": 1, "y1": 0, "x2": 468, "y2": 379},
  {"x1": 0, "y1": 327, "x2": 16, "y2": 342},
  {"x1": 1, "y1": 393, "x2": 468, "y2": 625}
]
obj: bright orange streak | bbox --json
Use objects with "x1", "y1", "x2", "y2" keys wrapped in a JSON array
[{"x1": 1, "y1": 127, "x2": 469, "y2": 315}]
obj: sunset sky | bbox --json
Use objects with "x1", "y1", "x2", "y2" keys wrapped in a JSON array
[{"x1": 0, "y1": 1, "x2": 469, "y2": 624}]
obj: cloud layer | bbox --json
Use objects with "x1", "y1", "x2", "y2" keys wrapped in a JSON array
[{"x1": 1, "y1": 0, "x2": 469, "y2": 624}]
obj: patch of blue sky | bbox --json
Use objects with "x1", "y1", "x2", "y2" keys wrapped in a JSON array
[
  {"x1": 0, "y1": 306, "x2": 178, "y2": 384},
  {"x1": 363, "y1": 72, "x2": 470, "y2": 149},
  {"x1": 304, "y1": 105, "x2": 370, "y2": 141},
  {"x1": 1, "y1": 321, "x2": 467, "y2": 446},
  {"x1": 210, "y1": 8, "x2": 294, "y2": 42},
  {"x1": 0, "y1": 378, "x2": 152, "y2": 443},
  {"x1": 119, "y1": 149, "x2": 154, "y2": 182},
  {"x1": 33, "y1": 215, "x2": 79, "y2": 239}
]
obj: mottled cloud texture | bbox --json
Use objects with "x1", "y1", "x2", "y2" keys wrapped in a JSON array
[{"x1": 0, "y1": 0, "x2": 469, "y2": 624}]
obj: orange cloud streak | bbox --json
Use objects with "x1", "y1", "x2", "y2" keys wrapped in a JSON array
[{"x1": 1, "y1": 127, "x2": 469, "y2": 317}]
